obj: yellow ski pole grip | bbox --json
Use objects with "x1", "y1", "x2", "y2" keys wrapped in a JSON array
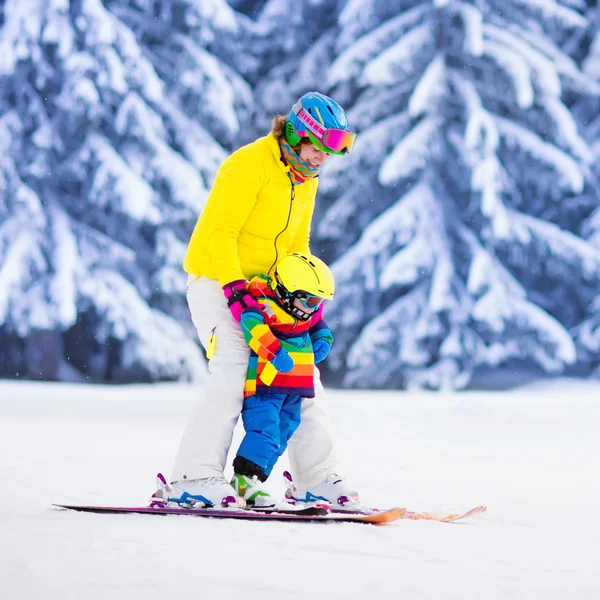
[{"x1": 206, "y1": 327, "x2": 217, "y2": 360}]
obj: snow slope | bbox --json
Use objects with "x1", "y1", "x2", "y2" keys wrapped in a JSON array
[{"x1": 1, "y1": 380, "x2": 599, "y2": 599}]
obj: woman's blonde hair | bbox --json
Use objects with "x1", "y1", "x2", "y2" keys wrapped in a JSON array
[{"x1": 271, "y1": 114, "x2": 312, "y2": 150}]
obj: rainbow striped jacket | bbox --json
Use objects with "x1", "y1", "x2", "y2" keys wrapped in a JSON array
[{"x1": 239, "y1": 275, "x2": 334, "y2": 398}]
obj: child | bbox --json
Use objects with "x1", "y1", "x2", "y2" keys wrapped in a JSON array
[{"x1": 230, "y1": 252, "x2": 335, "y2": 507}]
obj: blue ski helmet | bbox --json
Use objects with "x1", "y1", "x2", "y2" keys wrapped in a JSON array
[{"x1": 285, "y1": 92, "x2": 356, "y2": 155}]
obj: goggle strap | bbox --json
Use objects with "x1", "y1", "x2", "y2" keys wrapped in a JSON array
[
  {"x1": 293, "y1": 102, "x2": 327, "y2": 140},
  {"x1": 274, "y1": 284, "x2": 291, "y2": 306}
]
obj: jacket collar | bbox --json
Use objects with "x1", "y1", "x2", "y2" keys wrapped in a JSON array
[{"x1": 266, "y1": 133, "x2": 291, "y2": 176}]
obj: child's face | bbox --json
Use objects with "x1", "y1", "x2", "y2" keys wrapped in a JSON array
[{"x1": 292, "y1": 294, "x2": 322, "y2": 315}]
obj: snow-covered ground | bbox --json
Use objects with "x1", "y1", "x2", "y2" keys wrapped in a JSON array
[{"x1": 1, "y1": 379, "x2": 599, "y2": 599}]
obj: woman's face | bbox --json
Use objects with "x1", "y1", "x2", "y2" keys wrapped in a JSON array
[{"x1": 298, "y1": 142, "x2": 331, "y2": 167}]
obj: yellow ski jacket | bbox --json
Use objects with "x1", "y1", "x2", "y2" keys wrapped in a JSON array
[{"x1": 183, "y1": 133, "x2": 319, "y2": 286}]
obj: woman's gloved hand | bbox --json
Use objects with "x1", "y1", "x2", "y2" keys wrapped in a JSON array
[{"x1": 222, "y1": 280, "x2": 261, "y2": 322}]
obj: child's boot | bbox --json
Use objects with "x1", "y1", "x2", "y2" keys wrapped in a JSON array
[
  {"x1": 230, "y1": 473, "x2": 275, "y2": 507},
  {"x1": 231, "y1": 455, "x2": 275, "y2": 508}
]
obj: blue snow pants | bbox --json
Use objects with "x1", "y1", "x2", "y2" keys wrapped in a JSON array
[{"x1": 236, "y1": 392, "x2": 303, "y2": 477}]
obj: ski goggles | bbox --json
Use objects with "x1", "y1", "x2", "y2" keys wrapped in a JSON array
[
  {"x1": 293, "y1": 291, "x2": 323, "y2": 311},
  {"x1": 292, "y1": 102, "x2": 356, "y2": 155}
]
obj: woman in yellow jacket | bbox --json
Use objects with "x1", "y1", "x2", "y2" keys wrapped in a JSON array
[{"x1": 170, "y1": 92, "x2": 358, "y2": 508}]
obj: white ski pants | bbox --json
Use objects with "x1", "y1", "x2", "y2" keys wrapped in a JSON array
[{"x1": 171, "y1": 276, "x2": 339, "y2": 489}]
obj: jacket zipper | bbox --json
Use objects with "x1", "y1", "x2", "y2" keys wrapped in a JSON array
[{"x1": 268, "y1": 175, "x2": 295, "y2": 276}]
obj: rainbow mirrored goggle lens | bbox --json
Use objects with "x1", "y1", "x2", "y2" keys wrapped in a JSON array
[
  {"x1": 293, "y1": 102, "x2": 356, "y2": 154},
  {"x1": 294, "y1": 291, "x2": 323, "y2": 310}
]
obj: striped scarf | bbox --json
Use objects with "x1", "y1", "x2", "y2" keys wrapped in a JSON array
[{"x1": 279, "y1": 138, "x2": 321, "y2": 184}]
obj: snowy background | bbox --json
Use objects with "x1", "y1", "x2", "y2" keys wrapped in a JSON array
[
  {"x1": 3, "y1": 4, "x2": 600, "y2": 597},
  {"x1": 2, "y1": 0, "x2": 600, "y2": 390},
  {"x1": 2, "y1": 379, "x2": 600, "y2": 599}
]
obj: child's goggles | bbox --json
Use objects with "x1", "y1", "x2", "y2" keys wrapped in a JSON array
[
  {"x1": 292, "y1": 102, "x2": 356, "y2": 155},
  {"x1": 293, "y1": 291, "x2": 323, "y2": 311}
]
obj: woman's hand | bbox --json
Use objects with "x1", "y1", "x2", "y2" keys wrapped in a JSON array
[{"x1": 223, "y1": 280, "x2": 262, "y2": 322}]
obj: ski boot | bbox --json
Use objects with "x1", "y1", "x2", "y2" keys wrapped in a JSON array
[
  {"x1": 150, "y1": 473, "x2": 244, "y2": 509},
  {"x1": 283, "y1": 471, "x2": 361, "y2": 510}
]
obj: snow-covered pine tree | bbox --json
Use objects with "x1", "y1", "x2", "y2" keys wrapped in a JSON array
[
  {"x1": 0, "y1": 0, "x2": 248, "y2": 381},
  {"x1": 107, "y1": 0, "x2": 256, "y2": 147},
  {"x1": 257, "y1": 0, "x2": 600, "y2": 389},
  {"x1": 566, "y1": 0, "x2": 600, "y2": 377},
  {"x1": 250, "y1": 0, "x2": 346, "y2": 133}
]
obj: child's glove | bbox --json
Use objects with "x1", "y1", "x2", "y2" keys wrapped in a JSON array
[
  {"x1": 223, "y1": 280, "x2": 261, "y2": 322},
  {"x1": 270, "y1": 348, "x2": 294, "y2": 373},
  {"x1": 312, "y1": 339, "x2": 332, "y2": 364}
]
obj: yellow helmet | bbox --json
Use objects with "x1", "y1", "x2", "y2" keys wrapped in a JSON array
[
  {"x1": 275, "y1": 252, "x2": 335, "y2": 299},
  {"x1": 273, "y1": 253, "x2": 335, "y2": 321}
]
